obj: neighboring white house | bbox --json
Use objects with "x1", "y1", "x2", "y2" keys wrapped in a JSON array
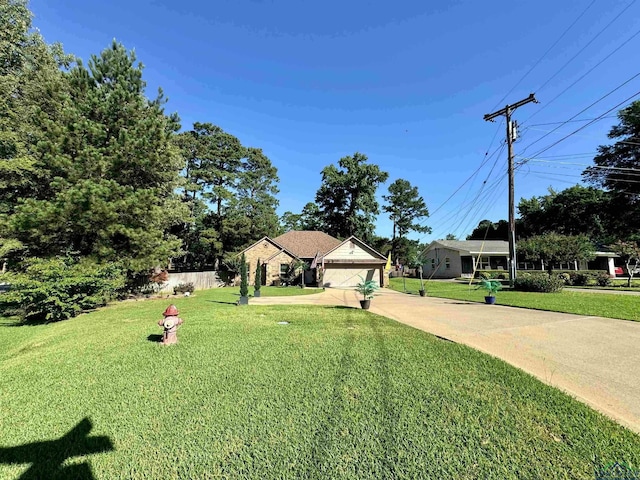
[{"x1": 422, "y1": 240, "x2": 619, "y2": 279}]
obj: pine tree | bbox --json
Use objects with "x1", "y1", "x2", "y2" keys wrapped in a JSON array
[
  {"x1": 0, "y1": 0, "x2": 71, "y2": 221},
  {"x1": 382, "y1": 179, "x2": 430, "y2": 262},
  {"x1": 6, "y1": 40, "x2": 186, "y2": 273},
  {"x1": 223, "y1": 147, "x2": 280, "y2": 251}
]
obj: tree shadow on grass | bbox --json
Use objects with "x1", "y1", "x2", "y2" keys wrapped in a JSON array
[{"x1": 0, "y1": 417, "x2": 114, "y2": 479}]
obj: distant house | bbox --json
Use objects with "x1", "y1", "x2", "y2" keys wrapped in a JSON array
[
  {"x1": 422, "y1": 240, "x2": 619, "y2": 279},
  {"x1": 241, "y1": 231, "x2": 388, "y2": 287}
]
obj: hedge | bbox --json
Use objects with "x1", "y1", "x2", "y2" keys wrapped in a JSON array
[{"x1": 514, "y1": 272, "x2": 564, "y2": 293}]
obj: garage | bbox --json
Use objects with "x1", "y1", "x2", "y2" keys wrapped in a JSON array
[
  {"x1": 321, "y1": 236, "x2": 387, "y2": 288},
  {"x1": 323, "y1": 264, "x2": 382, "y2": 287}
]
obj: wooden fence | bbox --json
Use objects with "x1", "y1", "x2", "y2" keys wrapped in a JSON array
[{"x1": 159, "y1": 271, "x2": 224, "y2": 293}]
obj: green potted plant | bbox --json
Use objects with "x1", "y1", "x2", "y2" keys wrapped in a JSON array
[
  {"x1": 254, "y1": 259, "x2": 262, "y2": 297},
  {"x1": 238, "y1": 253, "x2": 249, "y2": 305},
  {"x1": 355, "y1": 276, "x2": 378, "y2": 310},
  {"x1": 476, "y1": 278, "x2": 502, "y2": 304}
]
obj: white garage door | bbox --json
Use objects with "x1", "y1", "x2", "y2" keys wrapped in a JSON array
[{"x1": 323, "y1": 265, "x2": 381, "y2": 288}]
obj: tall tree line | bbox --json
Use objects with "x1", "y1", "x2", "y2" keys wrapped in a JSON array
[
  {"x1": 0, "y1": 0, "x2": 280, "y2": 280},
  {"x1": 173, "y1": 123, "x2": 279, "y2": 270},
  {"x1": 281, "y1": 152, "x2": 430, "y2": 263},
  {"x1": 1, "y1": 3, "x2": 184, "y2": 275}
]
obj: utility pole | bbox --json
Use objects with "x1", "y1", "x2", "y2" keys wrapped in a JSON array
[{"x1": 483, "y1": 93, "x2": 538, "y2": 287}]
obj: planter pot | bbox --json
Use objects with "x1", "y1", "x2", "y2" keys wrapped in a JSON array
[
  {"x1": 254, "y1": 290, "x2": 261, "y2": 298},
  {"x1": 238, "y1": 296, "x2": 249, "y2": 305},
  {"x1": 360, "y1": 299, "x2": 371, "y2": 310},
  {"x1": 419, "y1": 289, "x2": 426, "y2": 297},
  {"x1": 484, "y1": 296, "x2": 496, "y2": 305}
]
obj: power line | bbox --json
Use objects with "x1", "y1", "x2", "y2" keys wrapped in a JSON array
[
  {"x1": 449, "y1": 165, "x2": 507, "y2": 237},
  {"x1": 516, "y1": 152, "x2": 598, "y2": 159},
  {"x1": 534, "y1": 1, "x2": 635, "y2": 94},
  {"x1": 521, "y1": 158, "x2": 640, "y2": 174},
  {"x1": 427, "y1": 169, "x2": 508, "y2": 241},
  {"x1": 524, "y1": 125, "x2": 640, "y2": 148},
  {"x1": 519, "y1": 72, "x2": 640, "y2": 155},
  {"x1": 424, "y1": 140, "x2": 505, "y2": 220},
  {"x1": 455, "y1": 121, "x2": 504, "y2": 217},
  {"x1": 528, "y1": 116, "x2": 617, "y2": 127},
  {"x1": 521, "y1": 169, "x2": 640, "y2": 185},
  {"x1": 524, "y1": 90, "x2": 640, "y2": 161},
  {"x1": 523, "y1": 173, "x2": 581, "y2": 186},
  {"x1": 457, "y1": 178, "x2": 508, "y2": 239},
  {"x1": 427, "y1": 149, "x2": 506, "y2": 230},
  {"x1": 524, "y1": 27, "x2": 640, "y2": 123},
  {"x1": 488, "y1": 0, "x2": 597, "y2": 112}
]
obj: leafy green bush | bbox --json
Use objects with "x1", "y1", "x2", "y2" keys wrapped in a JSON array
[
  {"x1": 0, "y1": 257, "x2": 125, "y2": 323},
  {"x1": 558, "y1": 272, "x2": 571, "y2": 285},
  {"x1": 572, "y1": 272, "x2": 591, "y2": 286},
  {"x1": 514, "y1": 272, "x2": 564, "y2": 293},
  {"x1": 596, "y1": 272, "x2": 612, "y2": 287},
  {"x1": 555, "y1": 270, "x2": 606, "y2": 286},
  {"x1": 173, "y1": 282, "x2": 195, "y2": 295}
]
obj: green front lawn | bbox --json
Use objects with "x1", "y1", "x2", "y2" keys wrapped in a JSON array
[
  {"x1": 1, "y1": 288, "x2": 639, "y2": 479},
  {"x1": 390, "y1": 278, "x2": 640, "y2": 322},
  {"x1": 566, "y1": 279, "x2": 640, "y2": 291},
  {"x1": 255, "y1": 286, "x2": 323, "y2": 296}
]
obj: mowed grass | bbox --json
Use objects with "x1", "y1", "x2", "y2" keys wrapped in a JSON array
[
  {"x1": 390, "y1": 277, "x2": 640, "y2": 322},
  {"x1": 1, "y1": 288, "x2": 639, "y2": 479},
  {"x1": 255, "y1": 286, "x2": 323, "y2": 296}
]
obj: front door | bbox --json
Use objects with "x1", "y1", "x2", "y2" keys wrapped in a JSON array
[{"x1": 461, "y1": 256, "x2": 474, "y2": 274}]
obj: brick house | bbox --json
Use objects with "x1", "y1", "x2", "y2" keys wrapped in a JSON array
[{"x1": 240, "y1": 231, "x2": 388, "y2": 287}]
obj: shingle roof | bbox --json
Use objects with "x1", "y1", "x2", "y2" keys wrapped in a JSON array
[
  {"x1": 431, "y1": 240, "x2": 509, "y2": 254},
  {"x1": 272, "y1": 231, "x2": 342, "y2": 259}
]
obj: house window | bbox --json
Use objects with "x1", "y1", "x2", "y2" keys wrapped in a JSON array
[
  {"x1": 479, "y1": 256, "x2": 490, "y2": 270},
  {"x1": 445, "y1": 257, "x2": 451, "y2": 269},
  {"x1": 280, "y1": 263, "x2": 289, "y2": 276},
  {"x1": 555, "y1": 262, "x2": 573, "y2": 270},
  {"x1": 431, "y1": 259, "x2": 436, "y2": 269}
]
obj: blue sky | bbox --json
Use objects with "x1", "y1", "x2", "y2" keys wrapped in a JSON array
[{"x1": 29, "y1": 0, "x2": 640, "y2": 243}]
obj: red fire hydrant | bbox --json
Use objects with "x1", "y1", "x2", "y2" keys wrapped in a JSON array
[{"x1": 158, "y1": 304, "x2": 183, "y2": 345}]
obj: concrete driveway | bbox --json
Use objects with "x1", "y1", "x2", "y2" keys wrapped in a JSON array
[{"x1": 253, "y1": 288, "x2": 640, "y2": 434}]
